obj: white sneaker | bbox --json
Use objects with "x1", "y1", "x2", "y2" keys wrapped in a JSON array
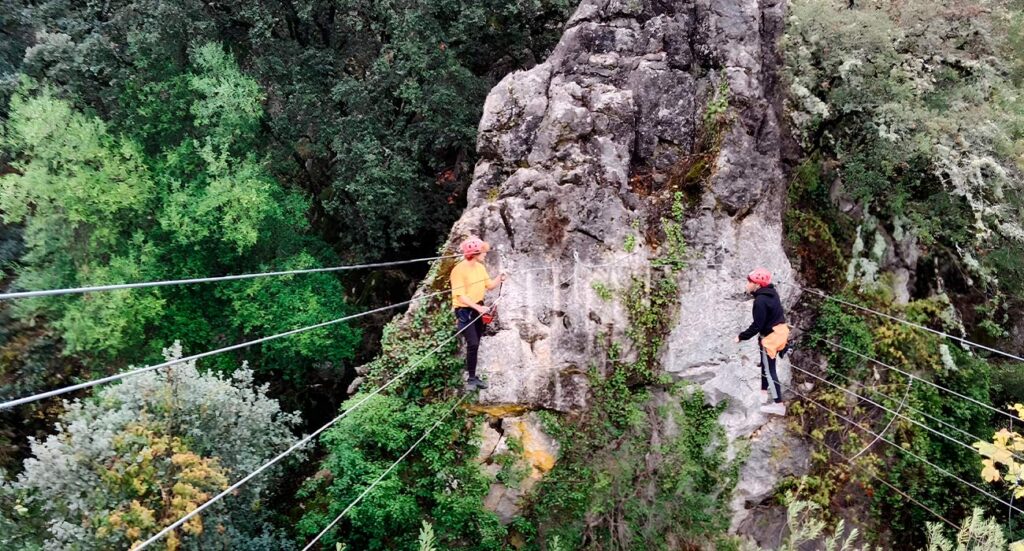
[{"x1": 760, "y1": 402, "x2": 786, "y2": 416}]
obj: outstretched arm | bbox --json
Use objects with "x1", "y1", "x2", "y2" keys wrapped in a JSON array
[
  {"x1": 485, "y1": 273, "x2": 506, "y2": 290},
  {"x1": 738, "y1": 300, "x2": 766, "y2": 341}
]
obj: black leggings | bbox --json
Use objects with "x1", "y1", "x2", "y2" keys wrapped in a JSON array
[
  {"x1": 455, "y1": 307, "x2": 485, "y2": 378},
  {"x1": 759, "y1": 340, "x2": 783, "y2": 403}
]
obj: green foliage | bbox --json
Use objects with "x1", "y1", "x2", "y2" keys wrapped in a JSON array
[
  {"x1": 18, "y1": 0, "x2": 575, "y2": 258},
  {"x1": 364, "y1": 296, "x2": 467, "y2": 399},
  {"x1": 786, "y1": 210, "x2": 847, "y2": 290},
  {"x1": 1, "y1": 47, "x2": 359, "y2": 380},
  {"x1": 590, "y1": 281, "x2": 613, "y2": 302},
  {"x1": 741, "y1": 498, "x2": 874, "y2": 551},
  {"x1": 804, "y1": 291, "x2": 999, "y2": 547},
  {"x1": 784, "y1": 0, "x2": 1024, "y2": 294},
  {"x1": 773, "y1": 474, "x2": 841, "y2": 513},
  {"x1": 925, "y1": 508, "x2": 1013, "y2": 551},
  {"x1": 548, "y1": 535, "x2": 567, "y2": 551},
  {"x1": 494, "y1": 436, "x2": 531, "y2": 488},
  {"x1": 187, "y1": 43, "x2": 264, "y2": 147},
  {"x1": 652, "y1": 192, "x2": 688, "y2": 272},
  {"x1": 525, "y1": 384, "x2": 739, "y2": 550},
  {"x1": 297, "y1": 393, "x2": 504, "y2": 550},
  {"x1": 418, "y1": 521, "x2": 438, "y2": 551},
  {"x1": 297, "y1": 275, "x2": 513, "y2": 549},
  {"x1": 809, "y1": 297, "x2": 875, "y2": 379},
  {"x1": 704, "y1": 76, "x2": 731, "y2": 127},
  {"x1": 0, "y1": 1, "x2": 29, "y2": 113},
  {"x1": 991, "y1": 363, "x2": 1024, "y2": 414},
  {"x1": 1, "y1": 83, "x2": 164, "y2": 358},
  {"x1": 623, "y1": 233, "x2": 637, "y2": 253},
  {"x1": 986, "y1": 241, "x2": 1024, "y2": 302},
  {"x1": 784, "y1": 160, "x2": 849, "y2": 290},
  {"x1": 1, "y1": 343, "x2": 300, "y2": 549},
  {"x1": 519, "y1": 264, "x2": 737, "y2": 550},
  {"x1": 624, "y1": 275, "x2": 680, "y2": 384}
]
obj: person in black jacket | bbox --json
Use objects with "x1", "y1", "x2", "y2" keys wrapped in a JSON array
[{"x1": 735, "y1": 268, "x2": 790, "y2": 416}]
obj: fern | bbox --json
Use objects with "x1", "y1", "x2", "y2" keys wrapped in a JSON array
[
  {"x1": 925, "y1": 508, "x2": 1010, "y2": 551},
  {"x1": 418, "y1": 521, "x2": 437, "y2": 551}
]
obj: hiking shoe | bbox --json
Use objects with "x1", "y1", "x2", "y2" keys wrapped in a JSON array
[
  {"x1": 466, "y1": 377, "x2": 489, "y2": 390},
  {"x1": 760, "y1": 402, "x2": 786, "y2": 416}
]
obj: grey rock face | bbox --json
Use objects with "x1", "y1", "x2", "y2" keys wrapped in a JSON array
[
  {"x1": 416, "y1": 0, "x2": 800, "y2": 531},
  {"x1": 475, "y1": 412, "x2": 561, "y2": 524}
]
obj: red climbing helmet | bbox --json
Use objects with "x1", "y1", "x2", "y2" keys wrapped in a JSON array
[
  {"x1": 747, "y1": 267, "x2": 772, "y2": 287},
  {"x1": 460, "y1": 237, "x2": 489, "y2": 259}
]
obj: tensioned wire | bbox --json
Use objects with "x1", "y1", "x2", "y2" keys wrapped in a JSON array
[
  {"x1": 789, "y1": 360, "x2": 998, "y2": 461},
  {"x1": 777, "y1": 281, "x2": 1024, "y2": 364},
  {"x1": 779, "y1": 374, "x2": 1024, "y2": 516},
  {"x1": 798, "y1": 341, "x2": 1024, "y2": 463},
  {"x1": 815, "y1": 431, "x2": 960, "y2": 531},
  {"x1": 298, "y1": 314, "x2": 988, "y2": 549},
  {"x1": 813, "y1": 336, "x2": 1024, "y2": 425},
  {"x1": 0, "y1": 254, "x2": 461, "y2": 300},
  {"x1": 300, "y1": 392, "x2": 470, "y2": 550},
  {"x1": 1, "y1": 255, "x2": 636, "y2": 409},
  {"x1": 299, "y1": 256, "x2": 621, "y2": 550},
  {"x1": 0, "y1": 272, "x2": 491, "y2": 409},
  {"x1": 9, "y1": 252, "x2": 633, "y2": 547},
  {"x1": 133, "y1": 294, "x2": 505, "y2": 550}
]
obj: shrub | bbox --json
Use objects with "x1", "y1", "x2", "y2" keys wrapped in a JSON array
[{"x1": 2, "y1": 342, "x2": 301, "y2": 549}]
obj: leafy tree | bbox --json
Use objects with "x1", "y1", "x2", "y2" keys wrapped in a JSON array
[
  {"x1": 1, "y1": 342, "x2": 301, "y2": 550},
  {"x1": 241, "y1": 0, "x2": 574, "y2": 255},
  {"x1": 783, "y1": 6, "x2": 1024, "y2": 539},
  {"x1": 1, "y1": 44, "x2": 360, "y2": 381},
  {"x1": 0, "y1": 1, "x2": 29, "y2": 113},
  {"x1": 15, "y1": 0, "x2": 574, "y2": 257},
  {"x1": 296, "y1": 393, "x2": 505, "y2": 550},
  {"x1": 784, "y1": 0, "x2": 1024, "y2": 291}
]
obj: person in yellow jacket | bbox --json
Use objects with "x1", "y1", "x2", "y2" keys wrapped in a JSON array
[
  {"x1": 450, "y1": 236, "x2": 505, "y2": 390},
  {"x1": 735, "y1": 268, "x2": 790, "y2": 416}
]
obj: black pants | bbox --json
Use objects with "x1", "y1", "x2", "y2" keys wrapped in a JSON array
[
  {"x1": 759, "y1": 338, "x2": 783, "y2": 403},
  {"x1": 455, "y1": 307, "x2": 484, "y2": 378}
]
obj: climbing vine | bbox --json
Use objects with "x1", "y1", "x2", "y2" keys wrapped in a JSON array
[{"x1": 510, "y1": 224, "x2": 739, "y2": 549}]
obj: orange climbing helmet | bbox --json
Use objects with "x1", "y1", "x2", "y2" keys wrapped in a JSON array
[
  {"x1": 747, "y1": 267, "x2": 772, "y2": 287},
  {"x1": 460, "y1": 236, "x2": 489, "y2": 259}
]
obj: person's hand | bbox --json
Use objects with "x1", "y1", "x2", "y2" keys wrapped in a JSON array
[
  {"x1": 477, "y1": 304, "x2": 491, "y2": 315},
  {"x1": 734, "y1": 336, "x2": 740, "y2": 343}
]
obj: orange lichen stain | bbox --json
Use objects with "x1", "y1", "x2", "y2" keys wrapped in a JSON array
[
  {"x1": 464, "y1": 403, "x2": 531, "y2": 418},
  {"x1": 515, "y1": 420, "x2": 556, "y2": 476}
]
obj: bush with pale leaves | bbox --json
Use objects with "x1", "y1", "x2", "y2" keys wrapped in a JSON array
[{"x1": 1, "y1": 342, "x2": 301, "y2": 550}]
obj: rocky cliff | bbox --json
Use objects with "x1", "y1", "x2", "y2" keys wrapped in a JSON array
[{"x1": 401, "y1": 0, "x2": 808, "y2": 535}]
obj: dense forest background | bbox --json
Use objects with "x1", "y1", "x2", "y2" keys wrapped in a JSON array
[
  {"x1": 0, "y1": 0, "x2": 573, "y2": 453},
  {"x1": 2, "y1": 0, "x2": 1024, "y2": 549},
  {"x1": 0, "y1": 0, "x2": 576, "y2": 547}
]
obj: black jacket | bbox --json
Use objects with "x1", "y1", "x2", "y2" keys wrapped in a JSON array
[{"x1": 738, "y1": 285, "x2": 786, "y2": 341}]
